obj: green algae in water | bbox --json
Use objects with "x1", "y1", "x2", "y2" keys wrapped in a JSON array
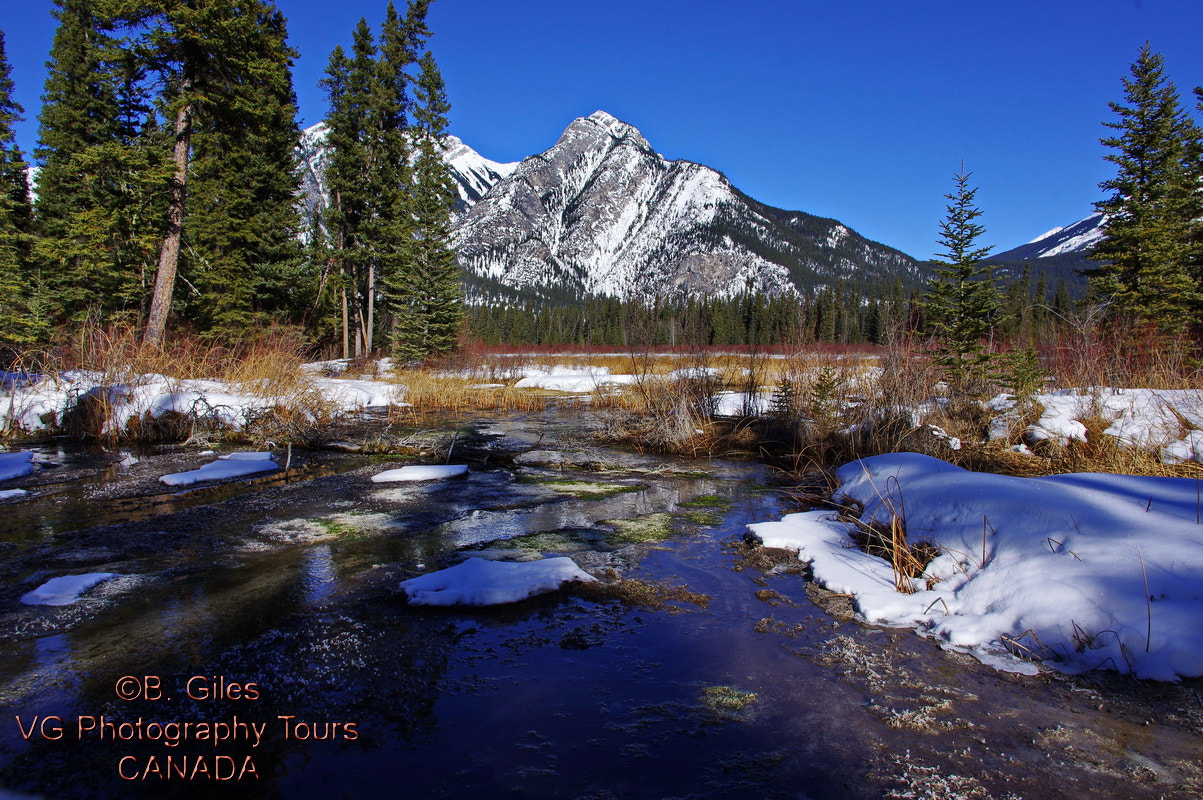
[
  {"x1": 604, "y1": 513, "x2": 676, "y2": 544},
  {"x1": 701, "y1": 685, "x2": 758, "y2": 712},
  {"x1": 679, "y1": 494, "x2": 733, "y2": 510},
  {"x1": 532, "y1": 478, "x2": 645, "y2": 499},
  {"x1": 478, "y1": 528, "x2": 615, "y2": 554},
  {"x1": 316, "y1": 518, "x2": 359, "y2": 537},
  {"x1": 682, "y1": 510, "x2": 722, "y2": 526}
]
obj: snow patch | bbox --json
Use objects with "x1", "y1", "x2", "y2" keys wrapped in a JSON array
[
  {"x1": 0, "y1": 451, "x2": 35, "y2": 482},
  {"x1": 160, "y1": 453, "x2": 277, "y2": 486},
  {"x1": 371, "y1": 464, "x2": 469, "y2": 483},
  {"x1": 21, "y1": 573, "x2": 119, "y2": 606},
  {"x1": 749, "y1": 453, "x2": 1203, "y2": 680},
  {"x1": 399, "y1": 557, "x2": 596, "y2": 606}
]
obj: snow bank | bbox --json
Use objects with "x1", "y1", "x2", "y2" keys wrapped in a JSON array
[
  {"x1": 21, "y1": 573, "x2": 118, "y2": 606},
  {"x1": 713, "y1": 391, "x2": 769, "y2": 416},
  {"x1": 994, "y1": 388, "x2": 1203, "y2": 462},
  {"x1": 749, "y1": 452, "x2": 1203, "y2": 680},
  {"x1": 513, "y1": 366, "x2": 637, "y2": 392},
  {"x1": 399, "y1": 557, "x2": 596, "y2": 606},
  {"x1": 0, "y1": 451, "x2": 34, "y2": 482},
  {"x1": 1, "y1": 369, "x2": 402, "y2": 435},
  {"x1": 371, "y1": 464, "x2": 469, "y2": 483},
  {"x1": 160, "y1": 453, "x2": 277, "y2": 486}
]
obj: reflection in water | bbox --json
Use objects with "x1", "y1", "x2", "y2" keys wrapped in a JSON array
[{"x1": 302, "y1": 545, "x2": 337, "y2": 606}]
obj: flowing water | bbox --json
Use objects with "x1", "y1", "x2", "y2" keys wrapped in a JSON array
[{"x1": 1, "y1": 409, "x2": 1201, "y2": 799}]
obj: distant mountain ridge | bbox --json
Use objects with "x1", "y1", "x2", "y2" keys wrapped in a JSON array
[
  {"x1": 991, "y1": 212, "x2": 1105, "y2": 295},
  {"x1": 993, "y1": 212, "x2": 1106, "y2": 262},
  {"x1": 451, "y1": 111, "x2": 923, "y2": 300},
  {"x1": 297, "y1": 112, "x2": 925, "y2": 301}
]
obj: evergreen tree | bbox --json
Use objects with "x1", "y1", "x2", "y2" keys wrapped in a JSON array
[
  {"x1": 388, "y1": 49, "x2": 462, "y2": 360},
  {"x1": 322, "y1": 0, "x2": 461, "y2": 360},
  {"x1": 923, "y1": 166, "x2": 1001, "y2": 397},
  {"x1": 132, "y1": 0, "x2": 304, "y2": 345},
  {"x1": 0, "y1": 30, "x2": 35, "y2": 356},
  {"x1": 35, "y1": 0, "x2": 166, "y2": 327},
  {"x1": 1090, "y1": 44, "x2": 1202, "y2": 335},
  {"x1": 178, "y1": 0, "x2": 304, "y2": 337}
]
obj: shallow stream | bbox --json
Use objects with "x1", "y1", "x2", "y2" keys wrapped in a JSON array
[{"x1": 1, "y1": 409, "x2": 1201, "y2": 799}]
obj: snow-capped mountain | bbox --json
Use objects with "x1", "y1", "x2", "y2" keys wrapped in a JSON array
[
  {"x1": 453, "y1": 111, "x2": 920, "y2": 300},
  {"x1": 297, "y1": 112, "x2": 922, "y2": 300},
  {"x1": 993, "y1": 213, "x2": 1106, "y2": 262},
  {"x1": 296, "y1": 122, "x2": 518, "y2": 231}
]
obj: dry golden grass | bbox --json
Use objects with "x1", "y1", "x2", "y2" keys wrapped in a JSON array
[{"x1": 385, "y1": 369, "x2": 547, "y2": 418}]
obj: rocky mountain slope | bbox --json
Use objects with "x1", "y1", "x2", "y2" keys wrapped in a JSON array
[
  {"x1": 299, "y1": 112, "x2": 924, "y2": 301},
  {"x1": 451, "y1": 111, "x2": 921, "y2": 300},
  {"x1": 993, "y1": 212, "x2": 1105, "y2": 262}
]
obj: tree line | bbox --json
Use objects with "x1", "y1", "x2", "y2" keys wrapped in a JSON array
[
  {"x1": 464, "y1": 273, "x2": 1070, "y2": 349},
  {"x1": 0, "y1": 0, "x2": 459, "y2": 364}
]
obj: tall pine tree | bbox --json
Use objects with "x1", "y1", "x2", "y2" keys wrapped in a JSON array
[
  {"x1": 0, "y1": 30, "x2": 36, "y2": 356},
  {"x1": 118, "y1": 0, "x2": 304, "y2": 345},
  {"x1": 389, "y1": 49, "x2": 462, "y2": 360},
  {"x1": 35, "y1": 0, "x2": 167, "y2": 328},
  {"x1": 322, "y1": 0, "x2": 461, "y2": 360},
  {"x1": 176, "y1": 0, "x2": 305, "y2": 337},
  {"x1": 1090, "y1": 44, "x2": 1202, "y2": 335}
]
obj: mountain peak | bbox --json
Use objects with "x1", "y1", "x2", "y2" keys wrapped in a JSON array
[{"x1": 560, "y1": 110, "x2": 648, "y2": 150}]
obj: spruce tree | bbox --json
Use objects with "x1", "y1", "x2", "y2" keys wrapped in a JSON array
[
  {"x1": 132, "y1": 0, "x2": 305, "y2": 345},
  {"x1": 178, "y1": 0, "x2": 304, "y2": 337},
  {"x1": 923, "y1": 166, "x2": 1001, "y2": 397},
  {"x1": 389, "y1": 49, "x2": 462, "y2": 360},
  {"x1": 0, "y1": 30, "x2": 35, "y2": 356},
  {"x1": 35, "y1": 0, "x2": 166, "y2": 327},
  {"x1": 1090, "y1": 44, "x2": 1202, "y2": 335}
]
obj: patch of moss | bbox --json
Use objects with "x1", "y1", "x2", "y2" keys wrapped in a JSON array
[
  {"x1": 682, "y1": 510, "x2": 722, "y2": 526},
  {"x1": 604, "y1": 513, "x2": 676, "y2": 543},
  {"x1": 485, "y1": 528, "x2": 614, "y2": 554},
  {"x1": 533, "y1": 478, "x2": 645, "y2": 499},
  {"x1": 701, "y1": 685, "x2": 758, "y2": 712},
  {"x1": 679, "y1": 494, "x2": 733, "y2": 510},
  {"x1": 316, "y1": 518, "x2": 358, "y2": 537},
  {"x1": 569, "y1": 576, "x2": 710, "y2": 610}
]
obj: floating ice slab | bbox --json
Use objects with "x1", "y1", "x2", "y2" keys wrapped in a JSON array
[
  {"x1": 21, "y1": 573, "x2": 118, "y2": 606},
  {"x1": 160, "y1": 453, "x2": 277, "y2": 486},
  {"x1": 0, "y1": 451, "x2": 34, "y2": 482},
  {"x1": 218, "y1": 451, "x2": 275, "y2": 461},
  {"x1": 0, "y1": 489, "x2": 28, "y2": 500},
  {"x1": 371, "y1": 464, "x2": 469, "y2": 483},
  {"x1": 400, "y1": 557, "x2": 596, "y2": 606}
]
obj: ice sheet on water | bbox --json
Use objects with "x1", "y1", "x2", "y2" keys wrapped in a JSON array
[
  {"x1": 160, "y1": 453, "x2": 277, "y2": 486},
  {"x1": 399, "y1": 557, "x2": 596, "y2": 606}
]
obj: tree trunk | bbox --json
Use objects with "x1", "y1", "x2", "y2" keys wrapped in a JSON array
[
  {"x1": 143, "y1": 98, "x2": 192, "y2": 347},
  {"x1": 341, "y1": 280, "x2": 349, "y2": 360},
  {"x1": 365, "y1": 261, "x2": 375, "y2": 353}
]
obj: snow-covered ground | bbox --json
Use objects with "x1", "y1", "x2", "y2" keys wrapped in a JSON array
[
  {"x1": 371, "y1": 464, "x2": 469, "y2": 483},
  {"x1": 0, "y1": 369, "x2": 402, "y2": 436},
  {"x1": 990, "y1": 388, "x2": 1203, "y2": 463},
  {"x1": 0, "y1": 451, "x2": 34, "y2": 481},
  {"x1": 512, "y1": 365, "x2": 638, "y2": 393},
  {"x1": 749, "y1": 452, "x2": 1203, "y2": 681}
]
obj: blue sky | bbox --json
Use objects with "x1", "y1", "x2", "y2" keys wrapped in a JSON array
[{"x1": 5, "y1": 0, "x2": 1203, "y2": 259}]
